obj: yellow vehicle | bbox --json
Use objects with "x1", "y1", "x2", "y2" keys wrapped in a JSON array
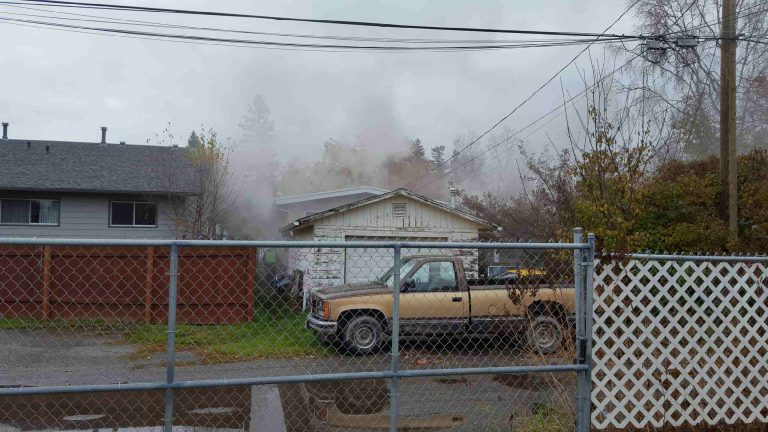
[
  {"x1": 487, "y1": 264, "x2": 547, "y2": 280},
  {"x1": 306, "y1": 256, "x2": 575, "y2": 355}
]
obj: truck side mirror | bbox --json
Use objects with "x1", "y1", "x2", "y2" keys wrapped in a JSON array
[{"x1": 401, "y1": 278, "x2": 415, "y2": 292}]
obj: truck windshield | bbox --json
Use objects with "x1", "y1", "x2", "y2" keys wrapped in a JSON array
[{"x1": 378, "y1": 259, "x2": 417, "y2": 288}]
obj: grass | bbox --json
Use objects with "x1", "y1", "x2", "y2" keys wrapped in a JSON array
[
  {"x1": 123, "y1": 307, "x2": 332, "y2": 362},
  {"x1": 1, "y1": 303, "x2": 332, "y2": 363},
  {"x1": 512, "y1": 403, "x2": 574, "y2": 432}
]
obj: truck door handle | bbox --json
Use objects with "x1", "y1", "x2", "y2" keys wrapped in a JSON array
[{"x1": 452, "y1": 297, "x2": 463, "y2": 302}]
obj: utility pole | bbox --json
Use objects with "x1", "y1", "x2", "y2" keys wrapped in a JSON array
[{"x1": 720, "y1": 0, "x2": 738, "y2": 240}]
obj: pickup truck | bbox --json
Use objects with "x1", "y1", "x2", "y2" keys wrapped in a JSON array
[{"x1": 306, "y1": 255, "x2": 575, "y2": 355}]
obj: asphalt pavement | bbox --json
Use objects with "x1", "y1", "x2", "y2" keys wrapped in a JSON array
[{"x1": 0, "y1": 328, "x2": 576, "y2": 431}]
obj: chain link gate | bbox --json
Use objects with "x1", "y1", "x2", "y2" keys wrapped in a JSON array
[{"x1": 0, "y1": 229, "x2": 595, "y2": 432}]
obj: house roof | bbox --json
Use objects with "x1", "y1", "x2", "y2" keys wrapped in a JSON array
[
  {"x1": 274, "y1": 186, "x2": 389, "y2": 206},
  {"x1": 0, "y1": 139, "x2": 199, "y2": 194},
  {"x1": 280, "y1": 188, "x2": 496, "y2": 232}
]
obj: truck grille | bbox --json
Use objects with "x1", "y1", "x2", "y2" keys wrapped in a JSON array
[{"x1": 311, "y1": 297, "x2": 322, "y2": 316}]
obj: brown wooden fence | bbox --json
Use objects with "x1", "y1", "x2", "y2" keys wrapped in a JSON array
[{"x1": 0, "y1": 245, "x2": 256, "y2": 324}]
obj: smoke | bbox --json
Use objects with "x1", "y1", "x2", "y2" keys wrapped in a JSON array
[
  {"x1": 346, "y1": 94, "x2": 411, "y2": 158},
  {"x1": 222, "y1": 94, "x2": 526, "y2": 238}
]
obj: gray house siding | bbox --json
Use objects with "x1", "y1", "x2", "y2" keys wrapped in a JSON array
[{"x1": 0, "y1": 192, "x2": 178, "y2": 239}]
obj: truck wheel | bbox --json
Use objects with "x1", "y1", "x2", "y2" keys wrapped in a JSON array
[
  {"x1": 527, "y1": 315, "x2": 563, "y2": 355},
  {"x1": 342, "y1": 315, "x2": 383, "y2": 355}
]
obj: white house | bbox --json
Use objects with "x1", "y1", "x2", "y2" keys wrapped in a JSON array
[{"x1": 280, "y1": 188, "x2": 496, "y2": 295}]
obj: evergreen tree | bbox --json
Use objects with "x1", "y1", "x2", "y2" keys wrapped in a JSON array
[
  {"x1": 239, "y1": 94, "x2": 275, "y2": 148},
  {"x1": 409, "y1": 138, "x2": 426, "y2": 160},
  {"x1": 187, "y1": 130, "x2": 201, "y2": 148},
  {"x1": 430, "y1": 145, "x2": 446, "y2": 173}
]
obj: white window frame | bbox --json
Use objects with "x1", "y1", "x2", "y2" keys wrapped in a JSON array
[
  {"x1": 109, "y1": 200, "x2": 158, "y2": 228},
  {"x1": 0, "y1": 198, "x2": 60, "y2": 226}
]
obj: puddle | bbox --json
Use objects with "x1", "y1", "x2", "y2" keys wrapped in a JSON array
[
  {"x1": 434, "y1": 377, "x2": 471, "y2": 385},
  {"x1": 0, "y1": 380, "x2": 465, "y2": 431},
  {"x1": 0, "y1": 386, "x2": 250, "y2": 431},
  {"x1": 492, "y1": 373, "x2": 552, "y2": 391},
  {"x1": 189, "y1": 406, "x2": 236, "y2": 415},
  {"x1": 60, "y1": 414, "x2": 105, "y2": 421}
]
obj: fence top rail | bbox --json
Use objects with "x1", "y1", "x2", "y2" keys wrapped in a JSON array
[
  {"x1": 619, "y1": 253, "x2": 768, "y2": 262},
  {"x1": 0, "y1": 237, "x2": 591, "y2": 250}
]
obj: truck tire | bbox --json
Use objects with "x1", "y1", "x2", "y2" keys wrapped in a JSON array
[
  {"x1": 342, "y1": 315, "x2": 383, "y2": 355},
  {"x1": 527, "y1": 315, "x2": 563, "y2": 355}
]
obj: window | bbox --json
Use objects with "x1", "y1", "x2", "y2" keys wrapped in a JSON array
[
  {"x1": 392, "y1": 203, "x2": 407, "y2": 218},
  {"x1": 110, "y1": 201, "x2": 157, "y2": 227},
  {"x1": 409, "y1": 261, "x2": 458, "y2": 292},
  {"x1": 0, "y1": 198, "x2": 59, "y2": 225},
  {"x1": 380, "y1": 259, "x2": 417, "y2": 288}
]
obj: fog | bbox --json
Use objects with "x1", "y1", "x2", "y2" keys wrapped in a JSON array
[{"x1": 0, "y1": 0, "x2": 638, "y2": 234}]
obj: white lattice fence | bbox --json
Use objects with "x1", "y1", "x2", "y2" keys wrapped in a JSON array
[{"x1": 591, "y1": 257, "x2": 768, "y2": 429}]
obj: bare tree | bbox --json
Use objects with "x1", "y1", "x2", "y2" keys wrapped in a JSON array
[
  {"x1": 152, "y1": 127, "x2": 236, "y2": 239},
  {"x1": 629, "y1": 0, "x2": 768, "y2": 156},
  {"x1": 466, "y1": 53, "x2": 673, "y2": 250}
]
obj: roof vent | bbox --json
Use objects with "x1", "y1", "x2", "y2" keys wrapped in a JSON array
[
  {"x1": 100, "y1": 126, "x2": 107, "y2": 144},
  {"x1": 26, "y1": 141, "x2": 31, "y2": 149},
  {"x1": 393, "y1": 203, "x2": 407, "y2": 218},
  {"x1": 2, "y1": 122, "x2": 7, "y2": 139},
  {"x1": 119, "y1": 141, "x2": 126, "y2": 145},
  {"x1": 45, "y1": 145, "x2": 50, "y2": 154}
]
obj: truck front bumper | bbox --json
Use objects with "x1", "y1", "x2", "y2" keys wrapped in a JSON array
[{"x1": 306, "y1": 314, "x2": 338, "y2": 337}]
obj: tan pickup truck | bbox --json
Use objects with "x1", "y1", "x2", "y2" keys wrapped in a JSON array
[{"x1": 306, "y1": 256, "x2": 575, "y2": 355}]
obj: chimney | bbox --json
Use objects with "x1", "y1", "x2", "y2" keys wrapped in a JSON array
[
  {"x1": 449, "y1": 182, "x2": 458, "y2": 209},
  {"x1": 2, "y1": 122, "x2": 8, "y2": 139},
  {"x1": 100, "y1": 126, "x2": 107, "y2": 144}
]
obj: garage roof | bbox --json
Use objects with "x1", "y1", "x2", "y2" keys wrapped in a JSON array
[
  {"x1": 274, "y1": 186, "x2": 388, "y2": 206},
  {"x1": 280, "y1": 188, "x2": 496, "y2": 232}
]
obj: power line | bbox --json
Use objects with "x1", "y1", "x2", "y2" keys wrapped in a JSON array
[
  {"x1": 11, "y1": 0, "x2": 642, "y2": 39},
  {"x1": 0, "y1": 15, "x2": 632, "y2": 52},
  {"x1": 0, "y1": 3, "x2": 636, "y2": 45},
  {"x1": 415, "y1": 54, "x2": 643, "y2": 191},
  {"x1": 0, "y1": 17, "x2": 366, "y2": 52},
  {"x1": 406, "y1": 0, "x2": 643, "y2": 189}
]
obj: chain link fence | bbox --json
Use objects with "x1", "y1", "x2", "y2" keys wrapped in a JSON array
[{"x1": 0, "y1": 233, "x2": 594, "y2": 432}]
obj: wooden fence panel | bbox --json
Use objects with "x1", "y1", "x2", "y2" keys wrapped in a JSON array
[{"x1": 0, "y1": 245, "x2": 256, "y2": 324}]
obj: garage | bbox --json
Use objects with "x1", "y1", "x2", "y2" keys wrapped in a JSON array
[
  {"x1": 343, "y1": 235, "x2": 448, "y2": 283},
  {"x1": 281, "y1": 188, "x2": 496, "y2": 293}
]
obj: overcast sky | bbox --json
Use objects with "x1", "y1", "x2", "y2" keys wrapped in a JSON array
[{"x1": 0, "y1": 0, "x2": 637, "y2": 162}]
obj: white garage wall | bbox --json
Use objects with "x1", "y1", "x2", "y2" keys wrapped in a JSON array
[{"x1": 287, "y1": 194, "x2": 487, "y2": 295}]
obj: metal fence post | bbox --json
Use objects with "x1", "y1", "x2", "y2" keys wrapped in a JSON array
[
  {"x1": 573, "y1": 228, "x2": 588, "y2": 432},
  {"x1": 164, "y1": 243, "x2": 179, "y2": 432},
  {"x1": 584, "y1": 233, "x2": 596, "y2": 429},
  {"x1": 390, "y1": 244, "x2": 401, "y2": 432}
]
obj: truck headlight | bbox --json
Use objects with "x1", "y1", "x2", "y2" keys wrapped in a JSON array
[{"x1": 313, "y1": 297, "x2": 330, "y2": 319}]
